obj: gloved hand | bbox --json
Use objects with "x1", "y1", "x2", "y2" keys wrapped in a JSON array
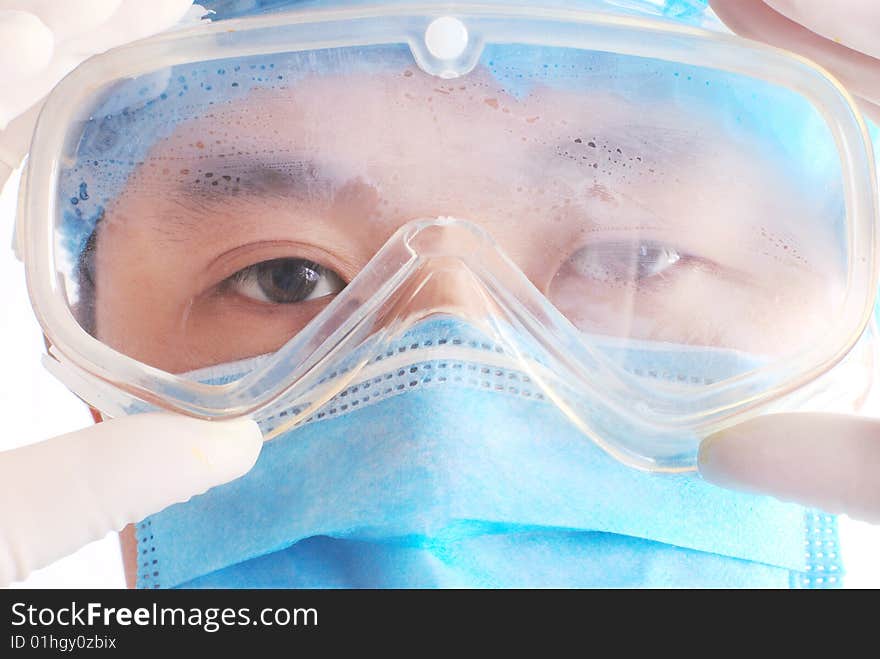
[
  {"x1": 0, "y1": 0, "x2": 200, "y2": 188},
  {"x1": 0, "y1": 413, "x2": 262, "y2": 586},
  {"x1": 703, "y1": 2, "x2": 880, "y2": 524},
  {"x1": 0, "y1": 0, "x2": 263, "y2": 588},
  {"x1": 709, "y1": 0, "x2": 880, "y2": 123}
]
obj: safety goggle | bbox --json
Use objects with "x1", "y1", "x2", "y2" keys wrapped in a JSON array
[{"x1": 18, "y1": 3, "x2": 879, "y2": 471}]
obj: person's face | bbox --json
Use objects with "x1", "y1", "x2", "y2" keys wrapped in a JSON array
[{"x1": 90, "y1": 66, "x2": 841, "y2": 373}]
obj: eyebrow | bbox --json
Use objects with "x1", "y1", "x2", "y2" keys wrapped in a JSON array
[
  {"x1": 172, "y1": 156, "x2": 339, "y2": 200},
  {"x1": 119, "y1": 155, "x2": 343, "y2": 244}
]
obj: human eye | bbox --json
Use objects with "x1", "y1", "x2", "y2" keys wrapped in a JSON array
[
  {"x1": 563, "y1": 240, "x2": 689, "y2": 286},
  {"x1": 224, "y1": 258, "x2": 346, "y2": 304}
]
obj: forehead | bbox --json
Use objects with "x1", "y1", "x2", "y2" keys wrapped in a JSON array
[
  {"x1": 121, "y1": 65, "x2": 779, "y2": 207},
  {"x1": 57, "y1": 44, "x2": 845, "y2": 262}
]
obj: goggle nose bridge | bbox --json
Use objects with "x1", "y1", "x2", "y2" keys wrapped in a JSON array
[
  {"x1": 400, "y1": 216, "x2": 501, "y2": 260},
  {"x1": 235, "y1": 215, "x2": 585, "y2": 415},
  {"x1": 384, "y1": 216, "x2": 548, "y2": 338}
]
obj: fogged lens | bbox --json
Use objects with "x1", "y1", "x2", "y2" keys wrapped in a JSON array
[{"x1": 54, "y1": 43, "x2": 849, "y2": 389}]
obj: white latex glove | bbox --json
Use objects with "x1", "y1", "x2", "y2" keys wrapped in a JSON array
[
  {"x1": 0, "y1": 0, "x2": 263, "y2": 588},
  {"x1": 0, "y1": 413, "x2": 262, "y2": 586},
  {"x1": 699, "y1": 412, "x2": 880, "y2": 524},
  {"x1": 703, "y1": 4, "x2": 880, "y2": 523},
  {"x1": 709, "y1": 0, "x2": 880, "y2": 123},
  {"x1": 0, "y1": 0, "x2": 201, "y2": 187}
]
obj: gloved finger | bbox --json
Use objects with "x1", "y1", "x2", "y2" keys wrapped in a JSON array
[
  {"x1": 0, "y1": 0, "x2": 122, "y2": 44},
  {"x1": 0, "y1": 96, "x2": 44, "y2": 190},
  {"x1": 856, "y1": 96, "x2": 880, "y2": 125},
  {"x1": 763, "y1": 0, "x2": 880, "y2": 61},
  {"x1": 698, "y1": 413, "x2": 880, "y2": 524},
  {"x1": 0, "y1": 10, "x2": 54, "y2": 84},
  {"x1": 709, "y1": 0, "x2": 880, "y2": 110},
  {"x1": 0, "y1": 412, "x2": 262, "y2": 586},
  {"x1": 64, "y1": 0, "x2": 195, "y2": 56},
  {"x1": 1, "y1": 0, "x2": 197, "y2": 147}
]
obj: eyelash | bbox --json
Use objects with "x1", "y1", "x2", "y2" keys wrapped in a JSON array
[
  {"x1": 565, "y1": 240, "x2": 698, "y2": 288},
  {"x1": 215, "y1": 238, "x2": 708, "y2": 310},
  {"x1": 222, "y1": 258, "x2": 346, "y2": 304}
]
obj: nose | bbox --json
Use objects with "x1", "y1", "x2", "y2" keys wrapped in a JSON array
[
  {"x1": 381, "y1": 219, "x2": 507, "y2": 327},
  {"x1": 384, "y1": 255, "x2": 501, "y2": 328}
]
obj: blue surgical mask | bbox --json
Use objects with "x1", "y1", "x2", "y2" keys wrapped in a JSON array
[{"x1": 135, "y1": 318, "x2": 842, "y2": 588}]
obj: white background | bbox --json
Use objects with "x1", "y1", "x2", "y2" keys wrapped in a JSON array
[{"x1": 2, "y1": 165, "x2": 879, "y2": 588}]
